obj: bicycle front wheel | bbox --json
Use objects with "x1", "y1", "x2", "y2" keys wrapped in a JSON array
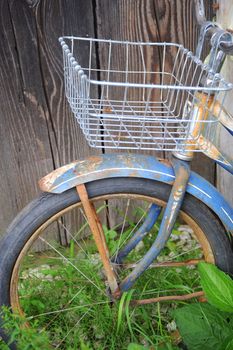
[{"x1": 0, "y1": 177, "x2": 232, "y2": 349}]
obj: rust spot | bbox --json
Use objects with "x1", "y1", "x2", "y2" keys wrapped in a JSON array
[
  {"x1": 180, "y1": 92, "x2": 215, "y2": 157},
  {"x1": 212, "y1": 3, "x2": 219, "y2": 10},
  {"x1": 87, "y1": 155, "x2": 102, "y2": 163},
  {"x1": 226, "y1": 28, "x2": 233, "y2": 34},
  {"x1": 39, "y1": 162, "x2": 77, "y2": 192},
  {"x1": 122, "y1": 154, "x2": 140, "y2": 168},
  {"x1": 74, "y1": 156, "x2": 103, "y2": 175},
  {"x1": 102, "y1": 107, "x2": 112, "y2": 114},
  {"x1": 159, "y1": 158, "x2": 171, "y2": 167},
  {"x1": 197, "y1": 135, "x2": 230, "y2": 164},
  {"x1": 198, "y1": 295, "x2": 207, "y2": 302},
  {"x1": 112, "y1": 288, "x2": 122, "y2": 299},
  {"x1": 128, "y1": 171, "x2": 140, "y2": 177},
  {"x1": 76, "y1": 183, "x2": 119, "y2": 294},
  {"x1": 192, "y1": 93, "x2": 214, "y2": 138},
  {"x1": 131, "y1": 291, "x2": 205, "y2": 306}
]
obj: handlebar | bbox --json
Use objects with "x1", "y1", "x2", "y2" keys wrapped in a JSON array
[{"x1": 194, "y1": 0, "x2": 233, "y2": 55}]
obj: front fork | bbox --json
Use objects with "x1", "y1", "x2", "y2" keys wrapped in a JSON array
[
  {"x1": 76, "y1": 155, "x2": 191, "y2": 297},
  {"x1": 119, "y1": 156, "x2": 191, "y2": 292}
]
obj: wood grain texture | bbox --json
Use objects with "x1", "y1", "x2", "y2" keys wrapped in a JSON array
[
  {"x1": 216, "y1": 0, "x2": 233, "y2": 206},
  {"x1": 0, "y1": 0, "x2": 217, "y2": 239},
  {"x1": 94, "y1": 0, "x2": 214, "y2": 227},
  {"x1": 0, "y1": 0, "x2": 54, "y2": 234},
  {"x1": 0, "y1": 0, "x2": 99, "y2": 237},
  {"x1": 34, "y1": 0, "x2": 99, "y2": 167},
  {"x1": 95, "y1": 0, "x2": 215, "y2": 181},
  {"x1": 33, "y1": 0, "x2": 102, "y2": 246}
]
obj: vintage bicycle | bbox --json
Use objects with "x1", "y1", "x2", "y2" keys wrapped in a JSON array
[{"x1": 0, "y1": 0, "x2": 233, "y2": 348}]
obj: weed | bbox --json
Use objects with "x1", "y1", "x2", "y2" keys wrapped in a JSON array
[{"x1": 0, "y1": 209, "x2": 205, "y2": 349}]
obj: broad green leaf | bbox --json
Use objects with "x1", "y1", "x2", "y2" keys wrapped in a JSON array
[
  {"x1": 173, "y1": 303, "x2": 233, "y2": 350},
  {"x1": 198, "y1": 262, "x2": 233, "y2": 312},
  {"x1": 219, "y1": 335, "x2": 233, "y2": 350}
]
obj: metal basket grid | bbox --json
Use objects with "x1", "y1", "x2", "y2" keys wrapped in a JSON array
[{"x1": 59, "y1": 36, "x2": 232, "y2": 151}]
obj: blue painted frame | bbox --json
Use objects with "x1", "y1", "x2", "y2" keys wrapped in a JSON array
[{"x1": 39, "y1": 153, "x2": 233, "y2": 232}]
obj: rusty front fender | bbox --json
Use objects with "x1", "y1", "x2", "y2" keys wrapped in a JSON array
[
  {"x1": 39, "y1": 154, "x2": 174, "y2": 193},
  {"x1": 39, "y1": 153, "x2": 233, "y2": 231}
]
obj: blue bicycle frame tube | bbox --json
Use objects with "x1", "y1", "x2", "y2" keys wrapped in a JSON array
[
  {"x1": 119, "y1": 157, "x2": 191, "y2": 292},
  {"x1": 114, "y1": 204, "x2": 162, "y2": 264}
]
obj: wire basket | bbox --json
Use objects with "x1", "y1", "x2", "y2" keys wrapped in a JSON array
[{"x1": 59, "y1": 36, "x2": 232, "y2": 151}]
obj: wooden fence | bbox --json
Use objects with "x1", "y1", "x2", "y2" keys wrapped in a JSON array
[
  {"x1": 0, "y1": 0, "x2": 221, "y2": 235},
  {"x1": 216, "y1": 0, "x2": 233, "y2": 206}
]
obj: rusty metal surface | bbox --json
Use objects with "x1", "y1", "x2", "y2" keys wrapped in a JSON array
[
  {"x1": 174, "y1": 92, "x2": 215, "y2": 160},
  {"x1": 39, "y1": 154, "x2": 174, "y2": 193},
  {"x1": 197, "y1": 135, "x2": 233, "y2": 174},
  {"x1": 38, "y1": 153, "x2": 233, "y2": 231},
  {"x1": 120, "y1": 258, "x2": 204, "y2": 269},
  {"x1": 119, "y1": 157, "x2": 191, "y2": 292},
  {"x1": 39, "y1": 161, "x2": 78, "y2": 192},
  {"x1": 9, "y1": 191, "x2": 214, "y2": 321},
  {"x1": 131, "y1": 291, "x2": 205, "y2": 306},
  {"x1": 212, "y1": 100, "x2": 233, "y2": 133},
  {"x1": 174, "y1": 93, "x2": 233, "y2": 163},
  {"x1": 76, "y1": 183, "x2": 119, "y2": 295}
]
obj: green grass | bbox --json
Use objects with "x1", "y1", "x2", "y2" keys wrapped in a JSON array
[{"x1": 0, "y1": 213, "x2": 204, "y2": 350}]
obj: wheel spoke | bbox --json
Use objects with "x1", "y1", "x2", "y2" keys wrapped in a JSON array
[
  {"x1": 39, "y1": 237, "x2": 104, "y2": 294},
  {"x1": 7, "y1": 187, "x2": 219, "y2": 348},
  {"x1": 27, "y1": 301, "x2": 110, "y2": 320},
  {"x1": 58, "y1": 219, "x2": 89, "y2": 258},
  {"x1": 74, "y1": 204, "x2": 107, "y2": 240},
  {"x1": 39, "y1": 287, "x2": 86, "y2": 332},
  {"x1": 54, "y1": 308, "x2": 90, "y2": 349},
  {"x1": 112, "y1": 203, "x2": 150, "y2": 259},
  {"x1": 129, "y1": 245, "x2": 203, "y2": 267},
  {"x1": 113, "y1": 199, "x2": 131, "y2": 262}
]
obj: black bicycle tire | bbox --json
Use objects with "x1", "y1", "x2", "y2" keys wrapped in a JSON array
[{"x1": 0, "y1": 177, "x2": 233, "y2": 349}]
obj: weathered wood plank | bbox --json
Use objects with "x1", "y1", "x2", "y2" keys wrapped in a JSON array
[
  {"x1": 150, "y1": 0, "x2": 215, "y2": 182},
  {"x1": 95, "y1": 0, "x2": 215, "y2": 182},
  {"x1": 0, "y1": 0, "x2": 99, "y2": 241},
  {"x1": 94, "y1": 0, "x2": 214, "y2": 228},
  {"x1": 0, "y1": 0, "x2": 54, "y2": 235},
  {"x1": 0, "y1": 0, "x2": 218, "y2": 242},
  {"x1": 33, "y1": 0, "x2": 101, "y2": 246},
  {"x1": 34, "y1": 0, "x2": 100, "y2": 168},
  {"x1": 216, "y1": 0, "x2": 233, "y2": 206}
]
